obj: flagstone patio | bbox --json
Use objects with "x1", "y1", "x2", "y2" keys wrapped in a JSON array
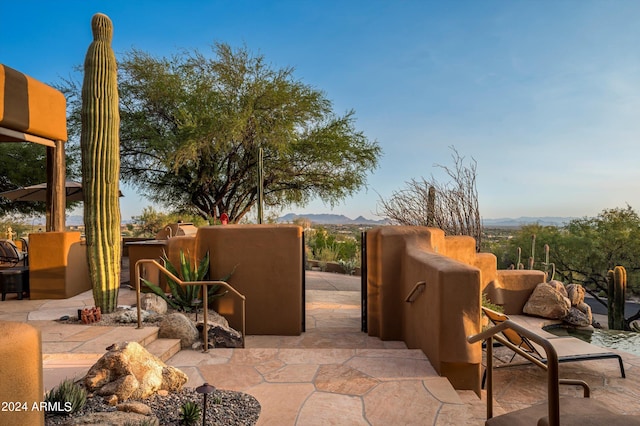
[{"x1": 1, "y1": 266, "x2": 639, "y2": 424}]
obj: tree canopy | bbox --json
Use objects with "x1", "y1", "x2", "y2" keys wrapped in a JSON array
[
  {"x1": 0, "y1": 143, "x2": 48, "y2": 216},
  {"x1": 63, "y1": 42, "x2": 381, "y2": 223},
  {"x1": 492, "y1": 205, "x2": 640, "y2": 296},
  {"x1": 0, "y1": 141, "x2": 80, "y2": 218}
]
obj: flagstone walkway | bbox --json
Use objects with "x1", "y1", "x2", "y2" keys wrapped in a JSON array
[{"x1": 1, "y1": 267, "x2": 639, "y2": 424}]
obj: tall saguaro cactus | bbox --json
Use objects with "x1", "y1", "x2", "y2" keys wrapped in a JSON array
[
  {"x1": 80, "y1": 13, "x2": 121, "y2": 313},
  {"x1": 607, "y1": 265, "x2": 627, "y2": 330}
]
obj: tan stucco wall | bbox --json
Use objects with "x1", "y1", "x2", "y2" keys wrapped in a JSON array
[
  {"x1": 402, "y1": 249, "x2": 481, "y2": 391},
  {"x1": 366, "y1": 226, "x2": 543, "y2": 394},
  {"x1": 196, "y1": 225, "x2": 303, "y2": 335},
  {"x1": 484, "y1": 269, "x2": 545, "y2": 315},
  {"x1": 366, "y1": 226, "x2": 443, "y2": 339},
  {"x1": 0, "y1": 64, "x2": 67, "y2": 141},
  {"x1": 29, "y1": 232, "x2": 90, "y2": 299},
  {"x1": 127, "y1": 240, "x2": 167, "y2": 291},
  {"x1": 0, "y1": 321, "x2": 44, "y2": 426}
]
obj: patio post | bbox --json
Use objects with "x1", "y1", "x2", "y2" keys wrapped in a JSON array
[{"x1": 45, "y1": 140, "x2": 66, "y2": 231}]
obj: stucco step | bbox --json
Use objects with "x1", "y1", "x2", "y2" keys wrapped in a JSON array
[{"x1": 145, "y1": 337, "x2": 182, "y2": 363}]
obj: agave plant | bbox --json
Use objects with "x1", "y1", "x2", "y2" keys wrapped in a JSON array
[
  {"x1": 44, "y1": 378, "x2": 87, "y2": 415},
  {"x1": 142, "y1": 250, "x2": 232, "y2": 311},
  {"x1": 179, "y1": 400, "x2": 201, "y2": 425}
]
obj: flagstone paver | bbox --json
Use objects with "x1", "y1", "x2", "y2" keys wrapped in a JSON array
[{"x1": 2, "y1": 268, "x2": 640, "y2": 424}]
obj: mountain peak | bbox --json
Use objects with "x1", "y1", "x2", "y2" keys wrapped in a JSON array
[{"x1": 277, "y1": 213, "x2": 387, "y2": 225}]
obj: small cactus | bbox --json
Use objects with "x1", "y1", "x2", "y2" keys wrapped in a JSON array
[
  {"x1": 542, "y1": 244, "x2": 556, "y2": 282},
  {"x1": 426, "y1": 185, "x2": 435, "y2": 227},
  {"x1": 607, "y1": 265, "x2": 627, "y2": 330}
]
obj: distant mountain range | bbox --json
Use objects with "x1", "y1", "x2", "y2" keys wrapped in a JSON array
[
  {"x1": 482, "y1": 217, "x2": 574, "y2": 227},
  {"x1": 277, "y1": 213, "x2": 388, "y2": 225},
  {"x1": 279, "y1": 214, "x2": 574, "y2": 227},
  {"x1": 60, "y1": 213, "x2": 573, "y2": 227}
]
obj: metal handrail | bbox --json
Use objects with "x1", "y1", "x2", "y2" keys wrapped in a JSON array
[
  {"x1": 467, "y1": 319, "x2": 590, "y2": 426},
  {"x1": 404, "y1": 281, "x2": 426, "y2": 303},
  {"x1": 135, "y1": 259, "x2": 246, "y2": 352}
]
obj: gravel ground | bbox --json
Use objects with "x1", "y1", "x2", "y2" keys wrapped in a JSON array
[
  {"x1": 51, "y1": 309, "x2": 258, "y2": 424},
  {"x1": 44, "y1": 387, "x2": 260, "y2": 425}
]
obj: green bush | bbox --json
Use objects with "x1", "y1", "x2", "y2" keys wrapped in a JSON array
[
  {"x1": 481, "y1": 293, "x2": 503, "y2": 313},
  {"x1": 306, "y1": 226, "x2": 360, "y2": 272}
]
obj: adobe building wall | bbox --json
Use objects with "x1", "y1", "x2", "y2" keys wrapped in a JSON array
[
  {"x1": 196, "y1": 225, "x2": 303, "y2": 335},
  {"x1": 29, "y1": 231, "x2": 90, "y2": 299},
  {"x1": 366, "y1": 226, "x2": 542, "y2": 394},
  {"x1": 0, "y1": 321, "x2": 44, "y2": 426}
]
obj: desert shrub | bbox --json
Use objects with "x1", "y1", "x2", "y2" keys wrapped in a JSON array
[
  {"x1": 179, "y1": 400, "x2": 201, "y2": 425},
  {"x1": 44, "y1": 378, "x2": 86, "y2": 415},
  {"x1": 142, "y1": 250, "x2": 234, "y2": 311}
]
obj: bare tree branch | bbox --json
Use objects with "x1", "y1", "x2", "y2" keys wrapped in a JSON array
[{"x1": 377, "y1": 146, "x2": 483, "y2": 250}]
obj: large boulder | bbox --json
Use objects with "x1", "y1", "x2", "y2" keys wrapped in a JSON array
[
  {"x1": 83, "y1": 341, "x2": 187, "y2": 402},
  {"x1": 116, "y1": 308, "x2": 151, "y2": 323},
  {"x1": 523, "y1": 282, "x2": 571, "y2": 319},
  {"x1": 564, "y1": 306, "x2": 592, "y2": 327},
  {"x1": 547, "y1": 280, "x2": 569, "y2": 298},
  {"x1": 159, "y1": 313, "x2": 199, "y2": 349},
  {"x1": 141, "y1": 293, "x2": 168, "y2": 314},
  {"x1": 566, "y1": 283, "x2": 586, "y2": 306},
  {"x1": 207, "y1": 309, "x2": 230, "y2": 328},
  {"x1": 197, "y1": 317, "x2": 244, "y2": 348}
]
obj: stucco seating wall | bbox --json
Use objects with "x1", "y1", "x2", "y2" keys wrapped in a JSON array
[
  {"x1": 366, "y1": 226, "x2": 543, "y2": 395},
  {"x1": 0, "y1": 321, "x2": 44, "y2": 426},
  {"x1": 28, "y1": 231, "x2": 91, "y2": 299},
  {"x1": 483, "y1": 269, "x2": 547, "y2": 315}
]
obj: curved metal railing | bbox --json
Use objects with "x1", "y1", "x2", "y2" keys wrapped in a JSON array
[
  {"x1": 467, "y1": 319, "x2": 590, "y2": 426},
  {"x1": 135, "y1": 259, "x2": 246, "y2": 352}
]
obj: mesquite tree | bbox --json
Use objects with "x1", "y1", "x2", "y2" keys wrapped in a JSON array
[
  {"x1": 62, "y1": 43, "x2": 381, "y2": 223},
  {"x1": 80, "y1": 13, "x2": 121, "y2": 313}
]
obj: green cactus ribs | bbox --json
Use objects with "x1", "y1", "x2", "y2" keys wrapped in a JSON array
[
  {"x1": 607, "y1": 265, "x2": 627, "y2": 330},
  {"x1": 80, "y1": 13, "x2": 121, "y2": 313}
]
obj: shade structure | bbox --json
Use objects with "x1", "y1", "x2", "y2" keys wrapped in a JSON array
[
  {"x1": 0, "y1": 180, "x2": 122, "y2": 202},
  {"x1": 1, "y1": 63, "x2": 68, "y2": 231}
]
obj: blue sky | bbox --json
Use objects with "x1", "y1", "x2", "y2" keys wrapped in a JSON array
[{"x1": 3, "y1": 1, "x2": 640, "y2": 221}]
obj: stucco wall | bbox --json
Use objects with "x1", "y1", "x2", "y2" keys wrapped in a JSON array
[
  {"x1": 366, "y1": 226, "x2": 542, "y2": 394},
  {"x1": 29, "y1": 231, "x2": 90, "y2": 299},
  {"x1": 196, "y1": 225, "x2": 303, "y2": 335},
  {"x1": 485, "y1": 269, "x2": 545, "y2": 314},
  {"x1": 0, "y1": 321, "x2": 43, "y2": 426}
]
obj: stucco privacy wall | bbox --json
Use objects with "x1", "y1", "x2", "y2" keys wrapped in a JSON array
[
  {"x1": 366, "y1": 226, "x2": 544, "y2": 394},
  {"x1": 196, "y1": 225, "x2": 303, "y2": 335},
  {"x1": 29, "y1": 231, "x2": 91, "y2": 299},
  {"x1": 0, "y1": 322, "x2": 44, "y2": 426}
]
